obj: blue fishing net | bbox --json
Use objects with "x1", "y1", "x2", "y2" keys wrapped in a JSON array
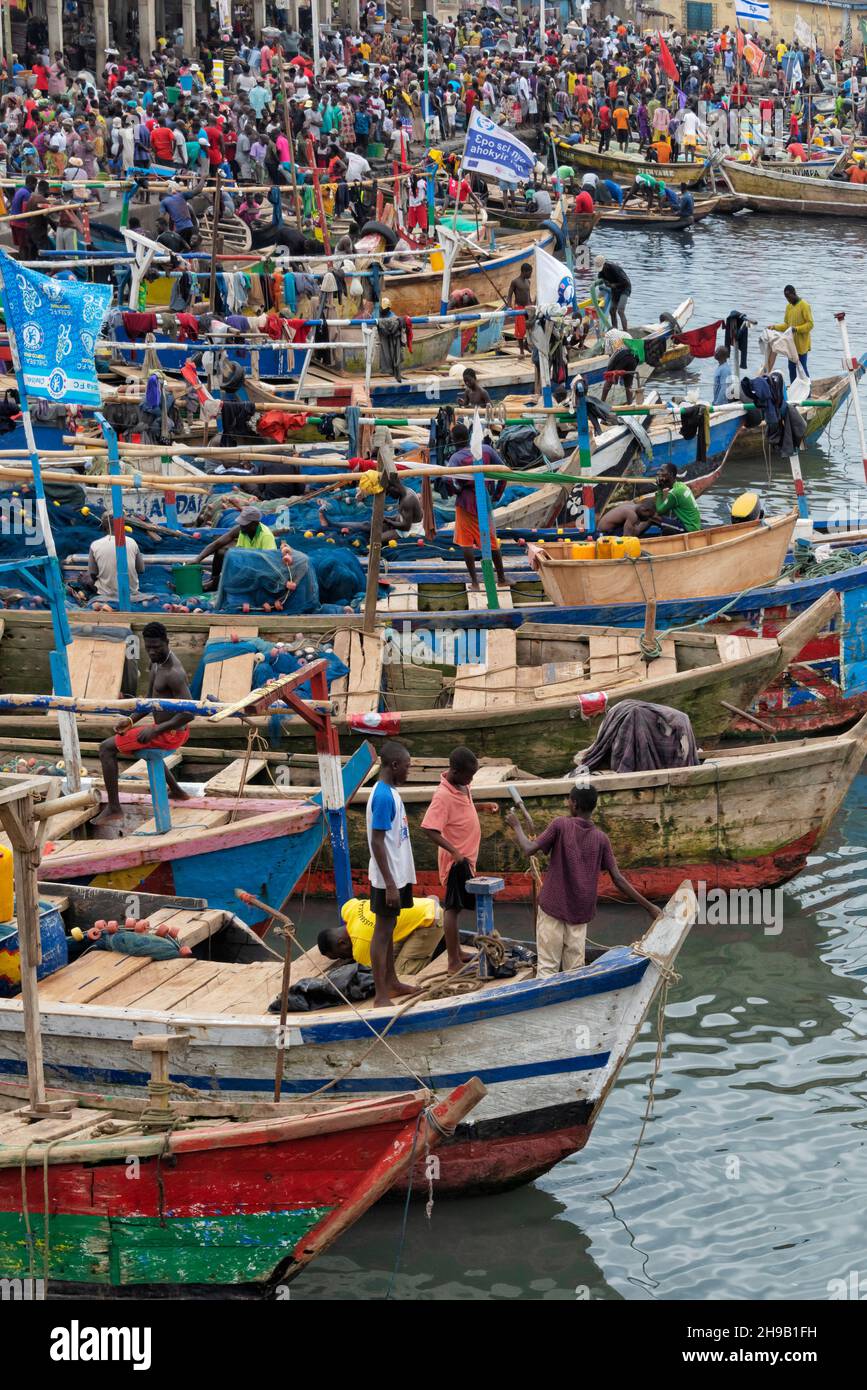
[
  {"x1": 191, "y1": 636, "x2": 349, "y2": 702},
  {"x1": 215, "y1": 548, "x2": 320, "y2": 615},
  {"x1": 310, "y1": 547, "x2": 366, "y2": 606}
]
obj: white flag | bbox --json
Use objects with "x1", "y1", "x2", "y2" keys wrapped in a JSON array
[
  {"x1": 470, "y1": 408, "x2": 485, "y2": 462},
  {"x1": 793, "y1": 14, "x2": 815, "y2": 49},
  {"x1": 462, "y1": 106, "x2": 535, "y2": 185},
  {"x1": 534, "y1": 244, "x2": 576, "y2": 314}
]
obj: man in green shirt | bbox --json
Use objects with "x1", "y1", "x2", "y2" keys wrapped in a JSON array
[
  {"x1": 195, "y1": 505, "x2": 277, "y2": 590},
  {"x1": 653, "y1": 464, "x2": 702, "y2": 533}
]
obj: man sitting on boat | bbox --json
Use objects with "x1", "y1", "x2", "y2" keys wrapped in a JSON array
[
  {"x1": 648, "y1": 463, "x2": 702, "y2": 534},
  {"x1": 94, "y1": 623, "x2": 193, "y2": 826},
  {"x1": 194, "y1": 506, "x2": 277, "y2": 592},
  {"x1": 84, "y1": 513, "x2": 145, "y2": 605}
]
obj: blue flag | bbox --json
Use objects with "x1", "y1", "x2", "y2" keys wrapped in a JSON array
[
  {"x1": 462, "y1": 107, "x2": 535, "y2": 185},
  {"x1": 0, "y1": 251, "x2": 112, "y2": 405}
]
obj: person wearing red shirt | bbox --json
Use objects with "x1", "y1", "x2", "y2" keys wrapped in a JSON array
[
  {"x1": 574, "y1": 187, "x2": 594, "y2": 214},
  {"x1": 205, "y1": 120, "x2": 224, "y2": 168},
  {"x1": 597, "y1": 101, "x2": 612, "y2": 151},
  {"x1": 607, "y1": 77, "x2": 618, "y2": 102},
  {"x1": 575, "y1": 80, "x2": 589, "y2": 105},
  {"x1": 150, "y1": 120, "x2": 175, "y2": 164}
]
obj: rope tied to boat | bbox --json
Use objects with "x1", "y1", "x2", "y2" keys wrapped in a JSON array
[{"x1": 600, "y1": 939, "x2": 681, "y2": 1200}]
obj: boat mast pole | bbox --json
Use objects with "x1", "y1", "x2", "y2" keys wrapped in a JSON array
[
  {"x1": 470, "y1": 408, "x2": 500, "y2": 610},
  {"x1": 835, "y1": 311, "x2": 867, "y2": 484},
  {"x1": 0, "y1": 785, "x2": 53, "y2": 1114}
]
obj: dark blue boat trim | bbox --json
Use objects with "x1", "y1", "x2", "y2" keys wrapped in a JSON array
[
  {"x1": 0, "y1": 1051, "x2": 610, "y2": 1094},
  {"x1": 298, "y1": 948, "x2": 648, "y2": 1042}
]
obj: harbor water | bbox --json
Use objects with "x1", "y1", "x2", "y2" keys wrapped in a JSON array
[{"x1": 296, "y1": 218, "x2": 867, "y2": 1301}]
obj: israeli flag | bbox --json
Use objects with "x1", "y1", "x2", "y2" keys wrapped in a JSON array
[
  {"x1": 735, "y1": 0, "x2": 771, "y2": 24},
  {"x1": 462, "y1": 107, "x2": 535, "y2": 185}
]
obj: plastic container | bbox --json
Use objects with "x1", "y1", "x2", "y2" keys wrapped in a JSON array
[
  {"x1": 429, "y1": 248, "x2": 445, "y2": 272},
  {"x1": 0, "y1": 845, "x2": 12, "y2": 923},
  {"x1": 570, "y1": 541, "x2": 597, "y2": 560},
  {"x1": 595, "y1": 537, "x2": 613, "y2": 560},
  {"x1": 0, "y1": 901, "x2": 68, "y2": 997},
  {"x1": 172, "y1": 562, "x2": 205, "y2": 597},
  {"x1": 367, "y1": 141, "x2": 386, "y2": 159},
  {"x1": 608, "y1": 536, "x2": 641, "y2": 560}
]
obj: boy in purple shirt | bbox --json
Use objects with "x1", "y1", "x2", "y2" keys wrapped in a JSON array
[{"x1": 506, "y1": 784, "x2": 658, "y2": 977}]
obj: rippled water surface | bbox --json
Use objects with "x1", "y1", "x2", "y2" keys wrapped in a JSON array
[{"x1": 295, "y1": 222, "x2": 867, "y2": 1301}]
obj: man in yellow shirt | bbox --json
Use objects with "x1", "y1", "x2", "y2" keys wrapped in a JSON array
[
  {"x1": 773, "y1": 284, "x2": 813, "y2": 382},
  {"x1": 318, "y1": 896, "x2": 444, "y2": 976},
  {"x1": 195, "y1": 504, "x2": 277, "y2": 590}
]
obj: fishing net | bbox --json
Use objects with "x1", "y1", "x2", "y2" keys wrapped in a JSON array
[
  {"x1": 191, "y1": 636, "x2": 349, "y2": 702},
  {"x1": 215, "y1": 548, "x2": 320, "y2": 615}
]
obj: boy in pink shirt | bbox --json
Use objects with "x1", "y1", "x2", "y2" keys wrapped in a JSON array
[{"x1": 421, "y1": 746, "x2": 498, "y2": 974}]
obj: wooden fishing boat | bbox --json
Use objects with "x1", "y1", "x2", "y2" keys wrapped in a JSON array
[
  {"x1": 722, "y1": 159, "x2": 867, "y2": 215},
  {"x1": 0, "y1": 1075, "x2": 481, "y2": 1293},
  {"x1": 529, "y1": 510, "x2": 799, "y2": 607},
  {"x1": 340, "y1": 714, "x2": 867, "y2": 902},
  {"x1": 2, "y1": 743, "x2": 377, "y2": 929},
  {"x1": 603, "y1": 357, "x2": 866, "y2": 478},
  {"x1": 353, "y1": 223, "x2": 560, "y2": 318},
  {"x1": 0, "y1": 882, "x2": 696, "y2": 1193},
  {"x1": 0, "y1": 595, "x2": 833, "y2": 775},
  {"x1": 552, "y1": 137, "x2": 710, "y2": 186},
  {"x1": 485, "y1": 195, "x2": 601, "y2": 243},
  {"x1": 597, "y1": 196, "x2": 721, "y2": 229}
]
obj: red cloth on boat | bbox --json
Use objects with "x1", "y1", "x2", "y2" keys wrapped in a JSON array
[
  {"x1": 403, "y1": 316, "x2": 414, "y2": 352},
  {"x1": 256, "y1": 409, "x2": 308, "y2": 442},
  {"x1": 176, "y1": 312, "x2": 200, "y2": 342},
  {"x1": 260, "y1": 311, "x2": 288, "y2": 340},
  {"x1": 114, "y1": 724, "x2": 190, "y2": 755},
  {"x1": 284, "y1": 318, "x2": 310, "y2": 344},
  {"x1": 122, "y1": 311, "x2": 158, "y2": 340},
  {"x1": 675, "y1": 320, "x2": 723, "y2": 359}
]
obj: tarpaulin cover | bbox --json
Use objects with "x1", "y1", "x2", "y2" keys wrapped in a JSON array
[{"x1": 577, "y1": 700, "x2": 700, "y2": 775}]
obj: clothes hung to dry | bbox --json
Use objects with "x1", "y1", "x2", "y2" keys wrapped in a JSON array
[
  {"x1": 377, "y1": 312, "x2": 407, "y2": 380},
  {"x1": 725, "y1": 311, "x2": 750, "y2": 370}
]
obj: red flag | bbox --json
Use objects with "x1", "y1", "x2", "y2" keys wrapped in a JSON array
[
  {"x1": 657, "y1": 31, "x2": 680, "y2": 82},
  {"x1": 743, "y1": 39, "x2": 767, "y2": 77},
  {"x1": 675, "y1": 320, "x2": 723, "y2": 359},
  {"x1": 736, "y1": 27, "x2": 745, "y2": 58}
]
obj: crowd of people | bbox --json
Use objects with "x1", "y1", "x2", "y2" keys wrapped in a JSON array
[{"x1": 1, "y1": 9, "x2": 866, "y2": 214}]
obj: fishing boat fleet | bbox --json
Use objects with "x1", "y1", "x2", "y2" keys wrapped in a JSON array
[{"x1": 0, "y1": 93, "x2": 865, "y2": 1301}]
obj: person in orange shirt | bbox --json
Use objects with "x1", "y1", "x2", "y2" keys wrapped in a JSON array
[
  {"x1": 848, "y1": 161, "x2": 867, "y2": 184},
  {"x1": 612, "y1": 99, "x2": 631, "y2": 151},
  {"x1": 421, "y1": 746, "x2": 499, "y2": 976}
]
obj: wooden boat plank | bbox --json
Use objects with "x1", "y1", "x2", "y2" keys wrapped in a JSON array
[
  {"x1": 119, "y1": 960, "x2": 227, "y2": 1012},
  {"x1": 95, "y1": 957, "x2": 194, "y2": 1009},
  {"x1": 466, "y1": 586, "x2": 513, "y2": 610},
  {"x1": 222, "y1": 966, "x2": 285, "y2": 1016},
  {"x1": 37, "y1": 952, "x2": 153, "y2": 1003},
  {"x1": 123, "y1": 751, "x2": 184, "y2": 782},
  {"x1": 204, "y1": 758, "x2": 268, "y2": 795},
  {"x1": 203, "y1": 625, "x2": 259, "y2": 703},
  {"x1": 181, "y1": 963, "x2": 277, "y2": 1015},
  {"x1": 485, "y1": 630, "x2": 518, "y2": 709},
  {"x1": 377, "y1": 582, "x2": 419, "y2": 613},
  {"x1": 68, "y1": 635, "x2": 126, "y2": 701}
]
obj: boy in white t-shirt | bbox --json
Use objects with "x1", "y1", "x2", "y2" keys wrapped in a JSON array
[{"x1": 366, "y1": 739, "x2": 418, "y2": 1006}]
